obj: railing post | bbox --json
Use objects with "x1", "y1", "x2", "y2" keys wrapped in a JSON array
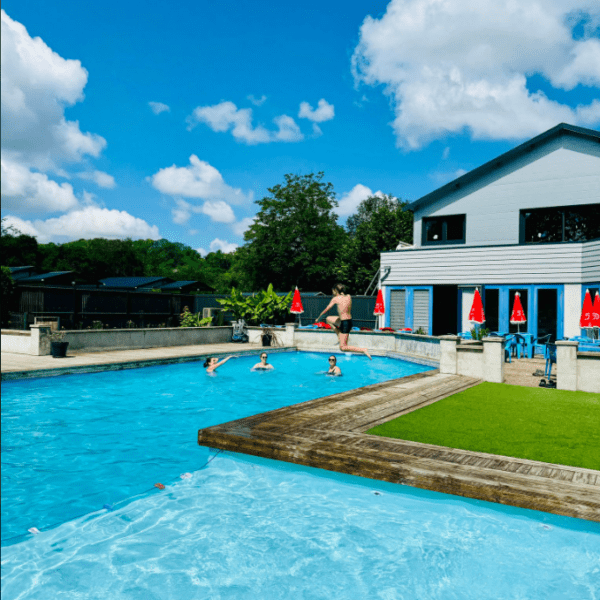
[
  {"x1": 556, "y1": 340, "x2": 578, "y2": 391},
  {"x1": 482, "y1": 336, "x2": 505, "y2": 383},
  {"x1": 439, "y1": 335, "x2": 459, "y2": 374}
]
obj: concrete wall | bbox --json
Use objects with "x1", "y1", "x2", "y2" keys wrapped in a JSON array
[
  {"x1": 64, "y1": 326, "x2": 233, "y2": 352},
  {"x1": 439, "y1": 336, "x2": 504, "y2": 383},
  {"x1": 256, "y1": 326, "x2": 441, "y2": 360},
  {"x1": 2, "y1": 326, "x2": 233, "y2": 355},
  {"x1": 1, "y1": 326, "x2": 51, "y2": 355},
  {"x1": 556, "y1": 341, "x2": 600, "y2": 393}
]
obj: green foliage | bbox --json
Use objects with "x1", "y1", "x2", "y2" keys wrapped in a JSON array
[
  {"x1": 470, "y1": 326, "x2": 490, "y2": 341},
  {"x1": 179, "y1": 306, "x2": 212, "y2": 327},
  {"x1": 243, "y1": 172, "x2": 345, "y2": 292},
  {"x1": 1, "y1": 219, "x2": 41, "y2": 268},
  {"x1": 217, "y1": 284, "x2": 292, "y2": 325},
  {"x1": 338, "y1": 194, "x2": 413, "y2": 294},
  {"x1": 1, "y1": 266, "x2": 16, "y2": 327}
]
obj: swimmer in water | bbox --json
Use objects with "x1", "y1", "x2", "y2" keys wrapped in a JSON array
[
  {"x1": 327, "y1": 355, "x2": 342, "y2": 376},
  {"x1": 204, "y1": 355, "x2": 236, "y2": 373},
  {"x1": 252, "y1": 352, "x2": 274, "y2": 370},
  {"x1": 315, "y1": 283, "x2": 372, "y2": 360}
]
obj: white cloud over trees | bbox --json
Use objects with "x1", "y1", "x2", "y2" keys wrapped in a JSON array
[{"x1": 352, "y1": 0, "x2": 600, "y2": 149}]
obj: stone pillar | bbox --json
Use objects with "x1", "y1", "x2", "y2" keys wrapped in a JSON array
[
  {"x1": 556, "y1": 341, "x2": 578, "y2": 391},
  {"x1": 482, "y1": 337, "x2": 505, "y2": 383},
  {"x1": 30, "y1": 325, "x2": 51, "y2": 356},
  {"x1": 439, "y1": 335, "x2": 459, "y2": 375},
  {"x1": 284, "y1": 323, "x2": 296, "y2": 346}
]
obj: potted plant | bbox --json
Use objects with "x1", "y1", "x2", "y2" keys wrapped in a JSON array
[
  {"x1": 50, "y1": 331, "x2": 69, "y2": 358},
  {"x1": 260, "y1": 326, "x2": 282, "y2": 347}
]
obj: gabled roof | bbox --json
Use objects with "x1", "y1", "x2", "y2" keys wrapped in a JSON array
[
  {"x1": 99, "y1": 276, "x2": 172, "y2": 289},
  {"x1": 145, "y1": 280, "x2": 202, "y2": 291},
  {"x1": 8, "y1": 266, "x2": 36, "y2": 280},
  {"x1": 409, "y1": 123, "x2": 600, "y2": 212}
]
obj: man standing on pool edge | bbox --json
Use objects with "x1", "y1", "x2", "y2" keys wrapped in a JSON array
[{"x1": 315, "y1": 284, "x2": 372, "y2": 360}]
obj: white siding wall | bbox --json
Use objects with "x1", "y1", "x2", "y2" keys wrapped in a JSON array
[
  {"x1": 413, "y1": 137, "x2": 600, "y2": 248},
  {"x1": 564, "y1": 284, "x2": 582, "y2": 339},
  {"x1": 381, "y1": 242, "x2": 597, "y2": 286},
  {"x1": 461, "y1": 288, "x2": 475, "y2": 332}
]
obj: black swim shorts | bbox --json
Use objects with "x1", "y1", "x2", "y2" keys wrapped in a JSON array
[{"x1": 339, "y1": 319, "x2": 353, "y2": 334}]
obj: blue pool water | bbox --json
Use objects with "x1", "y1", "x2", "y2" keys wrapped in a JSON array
[
  {"x1": 2, "y1": 453, "x2": 599, "y2": 599},
  {"x1": 1, "y1": 351, "x2": 431, "y2": 543},
  {"x1": 2, "y1": 352, "x2": 599, "y2": 599}
]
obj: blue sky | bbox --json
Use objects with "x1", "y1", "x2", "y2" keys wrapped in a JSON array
[{"x1": 2, "y1": 0, "x2": 599, "y2": 255}]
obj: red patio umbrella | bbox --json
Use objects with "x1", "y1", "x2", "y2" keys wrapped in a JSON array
[
  {"x1": 592, "y1": 292, "x2": 600, "y2": 333},
  {"x1": 510, "y1": 292, "x2": 526, "y2": 333},
  {"x1": 374, "y1": 288, "x2": 385, "y2": 329},
  {"x1": 468, "y1": 288, "x2": 485, "y2": 325},
  {"x1": 580, "y1": 288, "x2": 594, "y2": 329},
  {"x1": 290, "y1": 287, "x2": 304, "y2": 325}
]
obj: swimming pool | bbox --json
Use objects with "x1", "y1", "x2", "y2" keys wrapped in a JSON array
[
  {"x1": 1, "y1": 351, "x2": 432, "y2": 543},
  {"x1": 2, "y1": 352, "x2": 599, "y2": 599},
  {"x1": 2, "y1": 452, "x2": 599, "y2": 599}
]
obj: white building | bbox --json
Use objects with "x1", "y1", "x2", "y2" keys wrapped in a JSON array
[{"x1": 380, "y1": 123, "x2": 600, "y2": 341}]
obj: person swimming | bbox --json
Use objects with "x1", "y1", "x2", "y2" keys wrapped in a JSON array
[
  {"x1": 252, "y1": 352, "x2": 274, "y2": 370},
  {"x1": 326, "y1": 355, "x2": 341, "y2": 376},
  {"x1": 315, "y1": 283, "x2": 372, "y2": 360},
  {"x1": 204, "y1": 355, "x2": 236, "y2": 373}
]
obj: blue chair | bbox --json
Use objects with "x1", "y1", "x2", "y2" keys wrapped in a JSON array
[
  {"x1": 504, "y1": 335, "x2": 517, "y2": 363},
  {"x1": 544, "y1": 343, "x2": 557, "y2": 379},
  {"x1": 457, "y1": 331, "x2": 473, "y2": 340},
  {"x1": 569, "y1": 336, "x2": 593, "y2": 344},
  {"x1": 532, "y1": 334, "x2": 551, "y2": 357}
]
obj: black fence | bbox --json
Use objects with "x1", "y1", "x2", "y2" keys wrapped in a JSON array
[{"x1": 6, "y1": 287, "x2": 379, "y2": 330}]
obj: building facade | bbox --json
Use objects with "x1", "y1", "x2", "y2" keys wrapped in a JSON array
[{"x1": 380, "y1": 123, "x2": 600, "y2": 340}]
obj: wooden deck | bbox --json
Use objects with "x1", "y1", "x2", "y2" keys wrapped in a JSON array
[{"x1": 198, "y1": 371, "x2": 600, "y2": 522}]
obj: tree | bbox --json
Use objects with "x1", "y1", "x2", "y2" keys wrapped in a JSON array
[
  {"x1": 338, "y1": 194, "x2": 413, "y2": 293},
  {"x1": 1, "y1": 266, "x2": 16, "y2": 327},
  {"x1": 243, "y1": 172, "x2": 345, "y2": 292},
  {"x1": 0, "y1": 218, "x2": 40, "y2": 268}
]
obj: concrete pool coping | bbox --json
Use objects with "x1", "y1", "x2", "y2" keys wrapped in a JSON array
[{"x1": 3, "y1": 345, "x2": 598, "y2": 522}]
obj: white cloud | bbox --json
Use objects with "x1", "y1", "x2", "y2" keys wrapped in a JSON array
[
  {"x1": 336, "y1": 184, "x2": 384, "y2": 217},
  {"x1": 352, "y1": 0, "x2": 600, "y2": 149},
  {"x1": 150, "y1": 154, "x2": 252, "y2": 205},
  {"x1": 149, "y1": 101, "x2": 170, "y2": 115},
  {"x1": 2, "y1": 206, "x2": 160, "y2": 243},
  {"x1": 187, "y1": 101, "x2": 304, "y2": 144},
  {"x1": 76, "y1": 170, "x2": 116, "y2": 188},
  {"x1": 196, "y1": 247, "x2": 208, "y2": 257},
  {"x1": 209, "y1": 238, "x2": 238, "y2": 253},
  {"x1": 200, "y1": 200, "x2": 236, "y2": 223},
  {"x1": 429, "y1": 168, "x2": 469, "y2": 186},
  {"x1": 1, "y1": 10, "x2": 106, "y2": 169},
  {"x1": 247, "y1": 94, "x2": 267, "y2": 106},
  {"x1": 442, "y1": 147, "x2": 450, "y2": 160},
  {"x1": 1, "y1": 158, "x2": 79, "y2": 213},
  {"x1": 298, "y1": 99, "x2": 335, "y2": 122},
  {"x1": 231, "y1": 216, "x2": 255, "y2": 237}
]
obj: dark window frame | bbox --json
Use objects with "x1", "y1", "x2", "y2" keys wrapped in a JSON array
[
  {"x1": 519, "y1": 203, "x2": 600, "y2": 245},
  {"x1": 421, "y1": 214, "x2": 466, "y2": 246}
]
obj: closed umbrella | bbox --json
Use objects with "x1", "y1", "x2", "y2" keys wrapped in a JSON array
[
  {"x1": 469, "y1": 288, "x2": 485, "y2": 324},
  {"x1": 374, "y1": 289, "x2": 385, "y2": 328},
  {"x1": 290, "y1": 287, "x2": 304, "y2": 326},
  {"x1": 510, "y1": 292, "x2": 526, "y2": 333},
  {"x1": 580, "y1": 289, "x2": 594, "y2": 334},
  {"x1": 592, "y1": 293, "x2": 600, "y2": 338}
]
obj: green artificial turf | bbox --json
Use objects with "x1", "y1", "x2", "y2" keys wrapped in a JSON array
[{"x1": 368, "y1": 383, "x2": 600, "y2": 470}]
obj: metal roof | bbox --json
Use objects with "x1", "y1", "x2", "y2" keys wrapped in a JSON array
[
  {"x1": 147, "y1": 280, "x2": 201, "y2": 290},
  {"x1": 99, "y1": 277, "x2": 171, "y2": 289},
  {"x1": 409, "y1": 123, "x2": 600, "y2": 212},
  {"x1": 18, "y1": 271, "x2": 73, "y2": 282}
]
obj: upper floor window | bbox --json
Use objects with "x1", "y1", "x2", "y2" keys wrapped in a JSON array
[
  {"x1": 422, "y1": 214, "x2": 466, "y2": 245},
  {"x1": 520, "y1": 203, "x2": 600, "y2": 244}
]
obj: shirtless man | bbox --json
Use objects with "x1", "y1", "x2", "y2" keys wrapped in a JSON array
[{"x1": 315, "y1": 284, "x2": 372, "y2": 359}]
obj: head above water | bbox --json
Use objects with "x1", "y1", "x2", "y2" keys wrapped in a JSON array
[
  {"x1": 203, "y1": 357, "x2": 218, "y2": 368},
  {"x1": 328, "y1": 355, "x2": 337, "y2": 365},
  {"x1": 332, "y1": 283, "x2": 347, "y2": 296},
  {"x1": 260, "y1": 353, "x2": 268, "y2": 361}
]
